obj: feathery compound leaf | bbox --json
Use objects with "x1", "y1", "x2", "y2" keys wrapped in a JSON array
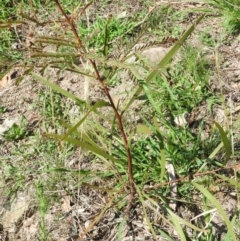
[
  {"x1": 35, "y1": 36, "x2": 78, "y2": 47},
  {"x1": 0, "y1": 20, "x2": 23, "y2": 28},
  {"x1": 31, "y1": 52, "x2": 79, "y2": 58}
]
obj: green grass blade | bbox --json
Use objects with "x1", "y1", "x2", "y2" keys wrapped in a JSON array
[
  {"x1": 167, "y1": 209, "x2": 186, "y2": 241},
  {"x1": 153, "y1": 116, "x2": 166, "y2": 182},
  {"x1": 46, "y1": 133, "x2": 124, "y2": 166},
  {"x1": 135, "y1": 185, "x2": 157, "y2": 239},
  {"x1": 122, "y1": 14, "x2": 205, "y2": 114},
  {"x1": 142, "y1": 83, "x2": 162, "y2": 116},
  {"x1": 224, "y1": 211, "x2": 239, "y2": 241},
  {"x1": 214, "y1": 121, "x2": 231, "y2": 161},
  {"x1": 167, "y1": 207, "x2": 207, "y2": 234},
  {"x1": 208, "y1": 142, "x2": 223, "y2": 160},
  {"x1": 117, "y1": 218, "x2": 126, "y2": 241},
  {"x1": 157, "y1": 229, "x2": 175, "y2": 241},
  {"x1": 32, "y1": 73, "x2": 85, "y2": 105},
  {"x1": 61, "y1": 100, "x2": 110, "y2": 140},
  {"x1": 192, "y1": 182, "x2": 237, "y2": 241}
]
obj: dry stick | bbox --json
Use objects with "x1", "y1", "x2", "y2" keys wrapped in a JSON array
[
  {"x1": 145, "y1": 163, "x2": 240, "y2": 191},
  {"x1": 77, "y1": 193, "x2": 128, "y2": 241},
  {"x1": 54, "y1": 0, "x2": 135, "y2": 203},
  {"x1": 73, "y1": 1, "x2": 93, "y2": 20}
]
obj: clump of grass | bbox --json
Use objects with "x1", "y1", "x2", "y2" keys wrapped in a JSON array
[
  {"x1": 147, "y1": 45, "x2": 213, "y2": 119},
  {"x1": 206, "y1": 0, "x2": 240, "y2": 34}
]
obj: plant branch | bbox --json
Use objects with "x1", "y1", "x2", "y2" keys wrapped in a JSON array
[
  {"x1": 145, "y1": 163, "x2": 240, "y2": 191},
  {"x1": 54, "y1": 0, "x2": 86, "y2": 53},
  {"x1": 54, "y1": 0, "x2": 135, "y2": 202}
]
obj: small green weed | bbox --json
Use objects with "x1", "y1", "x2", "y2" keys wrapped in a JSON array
[
  {"x1": 36, "y1": 181, "x2": 49, "y2": 241},
  {"x1": 0, "y1": 103, "x2": 7, "y2": 114},
  {"x1": 198, "y1": 28, "x2": 216, "y2": 47},
  {"x1": 0, "y1": 30, "x2": 22, "y2": 68},
  {"x1": 4, "y1": 164, "x2": 25, "y2": 198},
  {"x1": 3, "y1": 116, "x2": 29, "y2": 141},
  {"x1": 37, "y1": 89, "x2": 66, "y2": 119},
  {"x1": 0, "y1": 1, "x2": 22, "y2": 69},
  {"x1": 0, "y1": 0, "x2": 16, "y2": 19}
]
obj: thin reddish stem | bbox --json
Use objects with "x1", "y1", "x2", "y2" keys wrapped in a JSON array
[{"x1": 54, "y1": 0, "x2": 135, "y2": 199}]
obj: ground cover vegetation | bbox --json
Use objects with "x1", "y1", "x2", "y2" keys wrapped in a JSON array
[{"x1": 1, "y1": 0, "x2": 240, "y2": 240}]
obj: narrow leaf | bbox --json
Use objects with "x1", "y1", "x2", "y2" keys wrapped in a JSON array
[
  {"x1": 214, "y1": 121, "x2": 231, "y2": 161},
  {"x1": 157, "y1": 229, "x2": 175, "y2": 241},
  {"x1": 103, "y1": 16, "x2": 112, "y2": 57},
  {"x1": 208, "y1": 142, "x2": 223, "y2": 160},
  {"x1": 46, "y1": 133, "x2": 123, "y2": 166},
  {"x1": 215, "y1": 173, "x2": 240, "y2": 189},
  {"x1": 153, "y1": 116, "x2": 166, "y2": 182},
  {"x1": 192, "y1": 182, "x2": 237, "y2": 241},
  {"x1": 44, "y1": 168, "x2": 91, "y2": 175},
  {"x1": 117, "y1": 218, "x2": 126, "y2": 241},
  {"x1": 135, "y1": 185, "x2": 157, "y2": 239},
  {"x1": 168, "y1": 209, "x2": 186, "y2": 241},
  {"x1": 128, "y1": 124, "x2": 152, "y2": 146},
  {"x1": 32, "y1": 73, "x2": 85, "y2": 105},
  {"x1": 122, "y1": 14, "x2": 205, "y2": 114},
  {"x1": 61, "y1": 100, "x2": 110, "y2": 140},
  {"x1": 167, "y1": 208, "x2": 207, "y2": 234},
  {"x1": 224, "y1": 211, "x2": 239, "y2": 241}
]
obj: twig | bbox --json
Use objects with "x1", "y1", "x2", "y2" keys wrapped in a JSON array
[
  {"x1": 54, "y1": 0, "x2": 135, "y2": 212},
  {"x1": 54, "y1": 0, "x2": 86, "y2": 52},
  {"x1": 145, "y1": 163, "x2": 240, "y2": 191}
]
